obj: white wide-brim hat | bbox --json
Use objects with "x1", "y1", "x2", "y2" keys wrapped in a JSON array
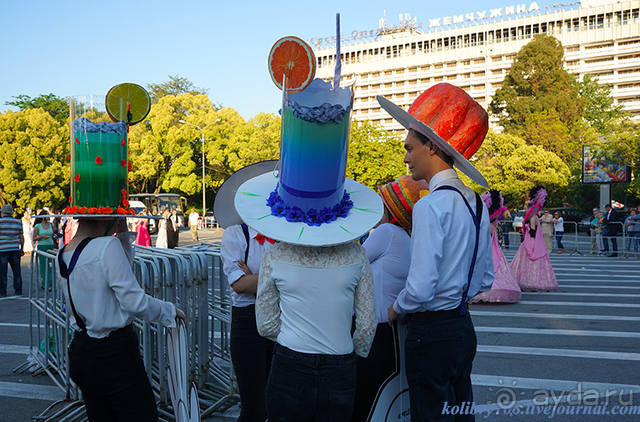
[
  {"x1": 377, "y1": 95, "x2": 488, "y2": 188},
  {"x1": 213, "y1": 160, "x2": 278, "y2": 229},
  {"x1": 235, "y1": 172, "x2": 383, "y2": 247}
]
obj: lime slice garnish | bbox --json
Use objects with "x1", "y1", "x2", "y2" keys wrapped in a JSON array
[{"x1": 105, "y1": 83, "x2": 151, "y2": 125}]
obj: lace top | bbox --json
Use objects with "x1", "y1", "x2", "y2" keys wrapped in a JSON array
[{"x1": 256, "y1": 241, "x2": 376, "y2": 358}]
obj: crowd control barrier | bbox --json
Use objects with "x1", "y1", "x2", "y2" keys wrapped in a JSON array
[{"x1": 17, "y1": 242, "x2": 237, "y2": 421}]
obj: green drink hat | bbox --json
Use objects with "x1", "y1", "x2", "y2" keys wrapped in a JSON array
[{"x1": 40, "y1": 83, "x2": 156, "y2": 219}]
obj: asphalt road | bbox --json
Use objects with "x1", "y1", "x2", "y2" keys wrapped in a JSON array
[{"x1": 1, "y1": 230, "x2": 638, "y2": 421}]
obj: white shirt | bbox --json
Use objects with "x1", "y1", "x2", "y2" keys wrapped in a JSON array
[
  {"x1": 394, "y1": 169, "x2": 494, "y2": 314},
  {"x1": 554, "y1": 217, "x2": 564, "y2": 232},
  {"x1": 221, "y1": 224, "x2": 272, "y2": 307},
  {"x1": 362, "y1": 223, "x2": 410, "y2": 323},
  {"x1": 56, "y1": 236, "x2": 176, "y2": 338},
  {"x1": 189, "y1": 212, "x2": 199, "y2": 227},
  {"x1": 256, "y1": 241, "x2": 376, "y2": 357}
]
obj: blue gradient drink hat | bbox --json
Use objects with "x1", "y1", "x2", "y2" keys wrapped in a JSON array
[{"x1": 234, "y1": 18, "x2": 382, "y2": 246}]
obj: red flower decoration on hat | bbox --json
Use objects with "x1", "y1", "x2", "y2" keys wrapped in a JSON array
[
  {"x1": 128, "y1": 161, "x2": 132, "y2": 172},
  {"x1": 78, "y1": 207, "x2": 89, "y2": 214},
  {"x1": 95, "y1": 156, "x2": 103, "y2": 165},
  {"x1": 122, "y1": 199, "x2": 130, "y2": 208},
  {"x1": 121, "y1": 189, "x2": 128, "y2": 197},
  {"x1": 68, "y1": 196, "x2": 72, "y2": 204},
  {"x1": 75, "y1": 137, "x2": 79, "y2": 144},
  {"x1": 74, "y1": 174, "x2": 80, "y2": 182},
  {"x1": 88, "y1": 207, "x2": 99, "y2": 214},
  {"x1": 116, "y1": 207, "x2": 127, "y2": 215},
  {"x1": 121, "y1": 159, "x2": 127, "y2": 167},
  {"x1": 68, "y1": 154, "x2": 71, "y2": 161},
  {"x1": 99, "y1": 206, "x2": 113, "y2": 214},
  {"x1": 121, "y1": 138, "x2": 126, "y2": 146}
]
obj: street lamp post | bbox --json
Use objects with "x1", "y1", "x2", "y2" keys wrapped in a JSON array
[{"x1": 179, "y1": 119, "x2": 220, "y2": 219}]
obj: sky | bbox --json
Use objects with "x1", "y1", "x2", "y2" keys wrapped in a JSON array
[{"x1": 0, "y1": 0, "x2": 550, "y2": 120}]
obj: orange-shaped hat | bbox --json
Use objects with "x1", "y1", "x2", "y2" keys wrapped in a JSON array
[
  {"x1": 379, "y1": 176, "x2": 429, "y2": 231},
  {"x1": 377, "y1": 83, "x2": 489, "y2": 188},
  {"x1": 408, "y1": 83, "x2": 488, "y2": 159}
]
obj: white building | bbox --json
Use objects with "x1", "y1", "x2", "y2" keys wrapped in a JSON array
[{"x1": 313, "y1": 0, "x2": 640, "y2": 132}]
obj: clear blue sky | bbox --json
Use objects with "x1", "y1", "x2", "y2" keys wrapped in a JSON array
[{"x1": 0, "y1": 0, "x2": 548, "y2": 119}]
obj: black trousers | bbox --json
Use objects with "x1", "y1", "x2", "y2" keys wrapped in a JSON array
[
  {"x1": 405, "y1": 312, "x2": 477, "y2": 422},
  {"x1": 230, "y1": 305, "x2": 274, "y2": 422},
  {"x1": 69, "y1": 325, "x2": 158, "y2": 422},
  {"x1": 352, "y1": 323, "x2": 396, "y2": 422},
  {"x1": 266, "y1": 344, "x2": 356, "y2": 422}
]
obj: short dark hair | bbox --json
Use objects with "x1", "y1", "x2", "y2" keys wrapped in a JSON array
[
  {"x1": 605, "y1": 204, "x2": 612, "y2": 208},
  {"x1": 411, "y1": 129, "x2": 455, "y2": 167}
]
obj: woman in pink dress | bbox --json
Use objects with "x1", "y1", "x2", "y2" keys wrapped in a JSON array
[
  {"x1": 135, "y1": 210, "x2": 151, "y2": 247},
  {"x1": 510, "y1": 186, "x2": 558, "y2": 291},
  {"x1": 472, "y1": 190, "x2": 521, "y2": 303}
]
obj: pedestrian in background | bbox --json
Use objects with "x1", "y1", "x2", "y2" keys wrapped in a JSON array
[
  {"x1": 0, "y1": 204, "x2": 23, "y2": 297},
  {"x1": 155, "y1": 208, "x2": 169, "y2": 249},
  {"x1": 33, "y1": 210, "x2": 55, "y2": 289},
  {"x1": 602, "y1": 204, "x2": 619, "y2": 257},
  {"x1": 22, "y1": 208, "x2": 33, "y2": 255},
  {"x1": 188, "y1": 209, "x2": 199, "y2": 242},
  {"x1": 540, "y1": 210, "x2": 554, "y2": 253},
  {"x1": 589, "y1": 207, "x2": 599, "y2": 255},
  {"x1": 624, "y1": 209, "x2": 639, "y2": 258},
  {"x1": 553, "y1": 211, "x2": 565, "y2": 252}
]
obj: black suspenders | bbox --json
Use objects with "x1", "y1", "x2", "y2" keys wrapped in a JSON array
[
  {"x1": 433, "y1": 186, "x2": 484, "y2": 316},
  {"x1": 58, "y1": 237, "x2": 94, "y2": 331}
]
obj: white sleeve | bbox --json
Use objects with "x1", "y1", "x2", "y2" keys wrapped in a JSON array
[
  {"x1": 393, "y1": 201, "x2": 441, "y2": 314},
  {"x1": 103, "y1": 237, "x2": 176, "y2": 327},
  {"x1": 221, "y1": 225, "x2": 248, "y2": 286},
  {"x1": 255, "y1": 248, "x2": 280, "y2": 341}
]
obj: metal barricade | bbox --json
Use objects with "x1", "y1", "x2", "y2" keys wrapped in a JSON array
[{"x1": 20, "y1": 241, "x2": 237, "y2": 421}]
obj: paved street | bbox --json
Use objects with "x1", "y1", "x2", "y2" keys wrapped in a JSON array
[{"x1": 1, "y1": 231, "x2": 639, "y2": 421}]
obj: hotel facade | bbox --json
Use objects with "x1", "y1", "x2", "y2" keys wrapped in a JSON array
[{"x1": 312, "y1": 0, "x2": 640, "y2": 132}]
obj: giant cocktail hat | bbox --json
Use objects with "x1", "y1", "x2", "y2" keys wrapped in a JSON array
[
  {"x1": 56, "y1": 83, "x2": 153, "y2": 218},
  {"x1": 377, "y1": 83, "x2": 489, "y2": 188},
  {"x1": 234, "y1": 20, "x2": 383, "y2": 246}
]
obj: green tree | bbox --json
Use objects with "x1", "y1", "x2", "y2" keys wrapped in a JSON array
[
  {"x1": 578, "y1": 74, "x2": 625, "y2": 134},
  {"x1": 0, "y1": 109, "x2": 69, "y2": 211},
  {"x1": 346, "y1": 120, "x2": 406, "y2": 189},
  {"x1": 147, "y1": 75, "x2": 209, "y2": 103},
  {"x1": 5, "y1": 93, "x2": 69, "y2": 124},
  {"x1": 461, "y1": 132, "x2": 571, "y2": 207},
  {"x1": 128, "y1": 93, "x2": 219, "y2": 195},
  {"x1": 490, "y1": 35, "x2": 584, "y2": 133}
]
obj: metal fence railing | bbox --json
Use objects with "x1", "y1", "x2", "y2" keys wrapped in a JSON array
[
  {"x1": 16, "y1": 241, "x2": 237, "y2": 421},
  {"x1": 497, "y1": 220, "x2": 638, "y2": 258}
]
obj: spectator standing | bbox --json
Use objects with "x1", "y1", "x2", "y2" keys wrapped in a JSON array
[
  {"x1": 0, "y1": 204, "x2": 23, "y2": 297},
  {"x1": 502, "y1": 208, "x2": 512, "y2": 249},
  {"x1": 168, "y1": 209, "x2": 179, "y2": 249},
  {"x1": 540, "y1": 210, "x2": 554, "y2": 253},
  {"x1": 188, "y1": 209, "x2": 199, "y2": 241},
  {"x1": 34, "y1": 210, "x2": 55, "y2": 288},
  {"x1": 156, "y1": 209, "x2": 169, "y2": 248},
  {"x1": 624, "y1": 209, "x2": 639, "y2": 257},
  {"x1": 553, "y1": 211, "x2": 565, "y2": 252},
  {"x1": 135, "y1": 209, "x2": 151, "y2": 247},
  {"x1": 589, "y1": 207, "x2": 599, "y2": 255},
  {"x1": 22, "y1": 208, "x2": 34, "y2": 254},
  {"x1": 602, "y1": 204, "x2": 619, "y2": 257}
]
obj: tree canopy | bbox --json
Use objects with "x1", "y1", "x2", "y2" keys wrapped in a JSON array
[
  {"x1": 0, "y1": 109, "x2": 69, "y2": 212},
  {"x1": 147, "y1": 75, "x2": 209, "y2": 104},
  {"x1": 490, "y1": 35, "x2": 584, "y2": 133},
  {"x1": 5, "y1": 93, "x2": 69, "y2": 124}
]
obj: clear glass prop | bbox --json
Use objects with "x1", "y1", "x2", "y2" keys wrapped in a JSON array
[{"x1": 69, "y1": 95, "x2": 129, "y2": 209}]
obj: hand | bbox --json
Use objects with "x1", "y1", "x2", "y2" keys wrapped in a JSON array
[
  {"x1": 175, "y1": 307, "x2": 186, "y2": 324},
  {"x1": 237, "y1": 261, "x2": 253, "y2": 275},
  {"x1": 387, "y1": 304, "x2": 399, "y2": 326}
]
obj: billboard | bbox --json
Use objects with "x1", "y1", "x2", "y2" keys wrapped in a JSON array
[{"x1": 582, "y1": 146, "x2": 630, "y2": 184}]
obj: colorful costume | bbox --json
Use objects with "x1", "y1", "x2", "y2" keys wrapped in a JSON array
[
  {"x1": 471, "y1": 190, "x2": 521, "y2": 303},
  {"x1": 510, "y1": 187, "x2": 558, "y2": 291}
]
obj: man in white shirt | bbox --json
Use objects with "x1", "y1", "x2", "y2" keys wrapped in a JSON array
[
  {"x1": 188, "y1": 209, "x2": 199, "y2": 241},
  {"x1": 378, "y1": 83, "x2": 494, "y2": 421},
  {"x1": 552, "y1": 211, "x2": 565, "y2": 251}
]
